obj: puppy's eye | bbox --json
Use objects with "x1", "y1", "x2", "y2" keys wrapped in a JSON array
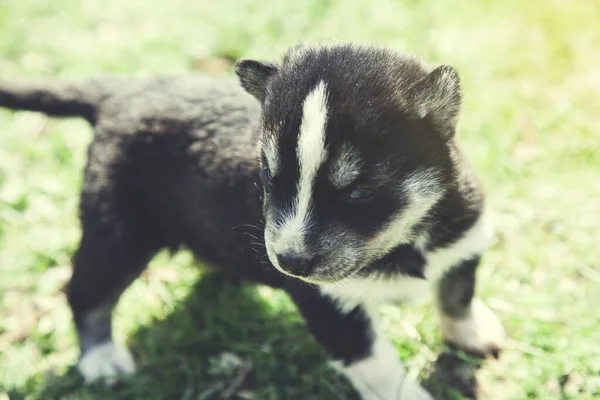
[
  {"x1": 260, "y1": 168, "x2": 273, "y2": 184},
  {"x1": 344, "y1": 187, "x2": 377, "y2": 203}
]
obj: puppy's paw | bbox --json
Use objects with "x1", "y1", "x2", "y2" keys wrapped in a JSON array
[
  {"x1": 78, "y1": 341, "x2": 136, "y2": 384},
  {"x1": 398, "y1": 380, "x2": 434, "y2": 400},
  {"x1": 440, "y1": 298, "x2": 506, "y2": 358}
]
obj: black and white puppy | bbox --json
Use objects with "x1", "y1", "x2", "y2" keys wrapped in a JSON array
[{"x1": 0, "y1": 43, "x2": 505, "y2": 399}]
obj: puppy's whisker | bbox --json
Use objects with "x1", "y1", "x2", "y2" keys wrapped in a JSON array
[
  {"x1": 232, "y1": 222, "x2": 265, "y2": 231},
  {"x1": 243, "y1": 232, "x2": 260, "y2": 240},
  {"x1": 248, "y1": 241, "x2": 266, "y2": 247}
]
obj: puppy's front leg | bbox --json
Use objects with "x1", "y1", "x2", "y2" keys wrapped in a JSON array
[
  {"x1": 286, "y1": 284, "x2": 433, "y2": 400},
  {"x1": 435, "y1": 256, "x2": 506, "y2": 357}
]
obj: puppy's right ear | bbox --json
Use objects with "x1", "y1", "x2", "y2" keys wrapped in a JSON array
[
  {"x1": 408, "y1": 65, "x2": 461, "y2": 138},
  {"x1": 235, "y1": 60, "x2": 278, "y2": 102}
]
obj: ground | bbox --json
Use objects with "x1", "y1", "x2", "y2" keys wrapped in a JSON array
[{"x1": 0, "y1": 0, "x2": 599, "y2": 399}]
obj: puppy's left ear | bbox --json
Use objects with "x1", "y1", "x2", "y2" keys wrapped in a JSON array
[
  {"x1": 409, "y1": 65, "x2": 461, "y2": 138},
  {"x1": 235, "y1": 59, "x2": 278, "y2": 103}
]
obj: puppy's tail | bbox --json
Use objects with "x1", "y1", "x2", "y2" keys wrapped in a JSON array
[{"x1": 0, "y1": 78, "x2": 121, "y2": 124}]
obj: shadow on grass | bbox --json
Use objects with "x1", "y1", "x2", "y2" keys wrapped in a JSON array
[
  {"x1": 422, "y1": 350, "x2": 482, "y2": 400},
  {"x1": 12, "y1": 272, "x2": 483, "y2": 400}
]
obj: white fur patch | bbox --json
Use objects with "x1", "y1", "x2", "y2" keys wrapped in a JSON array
[
  {"x1": 334, "y1": 311, "x2": 433, "y2": 400},
  {"x1": 322, "y1": 214, "x2": 489, "y2": 312},
  {"x1": 78, "y1": 341, "x2": 135, "y2": 384},
  {"x1": 322, "y1": 276, "x2": 430, "y2": 313},
  {"x1": 261, "y1": 135, "x2": 280, "y2": 177},
  {"x1": 424, "y1": 214, "x2": 490, "y2": 282},
  {"x1": 365, "y1": 168, "x2": 444, "y2": 260},
  {"x1": 321, "y1": 217, "x2": 489, "y2": 398},
  {"x1": 329, "y1": 143, "x2": 363, "y2": 189},
  {"x1": 273, "y1": 81, "x2": 329, "y2": 257}
]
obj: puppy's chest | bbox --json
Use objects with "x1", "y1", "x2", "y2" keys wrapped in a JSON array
[
  {"x1": 322, "y1": 275, "x2": 431, "y2": 313},
  {"x1": 320, "y1": 255, "x2": 441, "y2": 312},
  {"x1": 321, "y1": 217, "x2": 489, "y2": 311}
]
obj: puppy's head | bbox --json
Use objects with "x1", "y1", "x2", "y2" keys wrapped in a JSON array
[{"x1": 236, "y1": 43, "x2": 462, "y2": 284}]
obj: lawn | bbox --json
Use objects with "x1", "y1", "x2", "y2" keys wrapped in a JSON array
[{"x1": 1, "y1": 0, "x2": 599, "y2": 399}]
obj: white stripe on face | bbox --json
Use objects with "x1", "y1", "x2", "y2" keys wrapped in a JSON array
[
  {"x1": 261, "y1": 135, "x2": 280, "y2": 177},
  {"x1": 365, "y1": 168, "x2": 445, "y2": 260},
  {"x1": 274, "y1": 81, "x2": 329, "y2": 255}
]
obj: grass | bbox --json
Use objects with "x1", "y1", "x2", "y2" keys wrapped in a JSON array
[{"x1": 1, "y1": 0, "x2": 599, "y2": 398}]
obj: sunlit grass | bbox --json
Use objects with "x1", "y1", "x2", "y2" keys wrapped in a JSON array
[{"x1": 1, "y1": 0, "x2": 599, "y2": 398}]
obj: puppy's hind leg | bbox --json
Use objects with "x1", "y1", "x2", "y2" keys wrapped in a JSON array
[
  {"x1": 286, "y1": 284, "x2": 433, "y2": 400},
  {"x1": 66, "y1": 213, "x2": 159, "y2": 384},
  {"x1": 435, "y1": 256, "x2": 506, "y2": 358}
]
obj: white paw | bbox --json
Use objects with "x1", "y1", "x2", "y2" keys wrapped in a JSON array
[
  {"x1": 440, "y1": 298, "x2": 506, "y2": 357},
  {"x1": 78, "y1": 341, "x2": 136, "y2": 384},
  {"x1": 399, "y1": 380, "x2": 434, "y2": 400}
]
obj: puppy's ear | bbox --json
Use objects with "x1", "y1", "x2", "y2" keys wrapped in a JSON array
[
  {"x1": 235, "y1": 60, "x2": 278, "y2": 102},
  {"x1": 409, "y1": 65, "x2": 461, "y2": 138}
]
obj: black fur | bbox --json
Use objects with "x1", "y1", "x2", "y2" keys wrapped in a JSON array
[
  {"x1": 286, "y1": 284, "x2": 373, "y2": 366},
  {"x1": 0, "y1": 43, "x2": 487, "y2": 394},
  {"x1": 238, "y1": 44, "x2": 477, "y2": 283},
  {"x1": 1, "y1": 75, "x2": 291, "y2": 351},
  {"x1": 359, "y1": 245, "x2": 427, "y2": 279},
  {"x1": 437, "y1": 257, "x2": 479, "y2": 319}
]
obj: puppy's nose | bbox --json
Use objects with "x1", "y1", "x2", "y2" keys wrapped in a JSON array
[{"x1": 277, "y1": 253, "x2": 314, "y2": 276}]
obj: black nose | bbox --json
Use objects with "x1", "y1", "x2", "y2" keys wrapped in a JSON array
[{"x1": 277, "y1": 253, "x2": 314, "y2": 276}]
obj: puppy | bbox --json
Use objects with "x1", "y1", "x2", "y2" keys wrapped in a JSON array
[{"x1": 0, "y1": 43, "x2": 505, "y2": 399}]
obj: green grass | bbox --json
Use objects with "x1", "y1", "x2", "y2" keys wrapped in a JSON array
[{"x1": 1, "y1": 0, "x2": 599, "y2": 398}]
